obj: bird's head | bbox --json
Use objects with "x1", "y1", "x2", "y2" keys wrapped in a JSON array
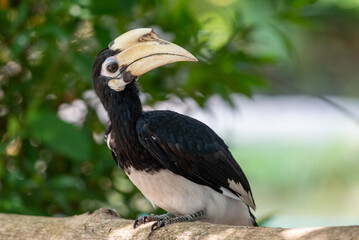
[{"x1": 92, "y1": 28, "x2": 197, "y2": 105}]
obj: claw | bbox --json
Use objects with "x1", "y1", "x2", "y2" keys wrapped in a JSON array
[
  {"x1": 133, "y1": 215, "x2": 148, "y2": 228},
  {"x1": 133, "y1": 219, "x2": 140, "y2": 229},
  {"x1": 151, "y1": 219, "x2": 166, "y2": 231}
]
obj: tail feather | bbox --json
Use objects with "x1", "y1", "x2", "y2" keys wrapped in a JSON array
[{"x1": 250, "y1": 210, "x2": 258, "y2": 226}]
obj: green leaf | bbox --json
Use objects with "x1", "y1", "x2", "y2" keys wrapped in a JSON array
[
  {"x1": 7, "y1": 115, "x2": 22, "y2": 138},
  {"x1": 26, "y1": 111, "x2": 91, "y2": 162}
]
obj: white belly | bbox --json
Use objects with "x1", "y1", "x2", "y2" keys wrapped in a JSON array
[{"x1": 126, "y1": 168, "x2": 253, "y2": 226}]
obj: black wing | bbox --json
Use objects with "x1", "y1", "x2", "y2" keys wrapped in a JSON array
[{"x1": 136, "y1": 110, "x2": 256, "y2": 210}]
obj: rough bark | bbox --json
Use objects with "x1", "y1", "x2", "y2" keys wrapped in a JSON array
[{"x1": 0, "y1": 208, "x2": 358, "y2": 240}]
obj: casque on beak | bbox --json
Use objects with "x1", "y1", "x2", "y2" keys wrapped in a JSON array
[{"x1": 108, "y1": 28, "x2": 197, "y2": 85}]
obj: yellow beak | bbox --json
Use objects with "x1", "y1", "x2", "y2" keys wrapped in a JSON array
[{"x1": 109, "y1": 28, "x2": 197, "y2": 79}]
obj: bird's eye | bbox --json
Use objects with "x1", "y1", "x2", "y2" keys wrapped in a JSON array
[
  {"x1": 101, "y1": 57, "x2": 120, "y2": 77},
  {"x1": 107, "y1": 62, "x2": 119, "y2": 73}
]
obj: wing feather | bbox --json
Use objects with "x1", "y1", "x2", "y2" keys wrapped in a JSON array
[{"x1": 136, "y1": 110, "x2": 256, "y2": 210}]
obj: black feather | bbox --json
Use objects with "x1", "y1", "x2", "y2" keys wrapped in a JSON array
[{"x1": 136, "y1": 110, "x2": 255, "y2": 207}]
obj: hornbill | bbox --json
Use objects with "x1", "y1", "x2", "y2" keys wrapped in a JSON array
[{"x1": 92, "y1": 28, "x2": 257, "y2": 230}]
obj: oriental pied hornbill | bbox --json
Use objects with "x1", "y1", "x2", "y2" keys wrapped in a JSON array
[{"x1": 92, "y1": 28, "x2": 257, "y2": 230}]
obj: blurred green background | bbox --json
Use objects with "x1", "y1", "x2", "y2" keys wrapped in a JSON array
[{"x1": 1, "y1": 0, "x2": 358, "y2": 227}]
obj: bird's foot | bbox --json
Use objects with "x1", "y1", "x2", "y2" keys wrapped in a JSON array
[
  {"x1": 151, "y1": 209, "x2": 206, "y2": 231},
  {"x1": 133, "y1": 213, "x2": 174, "y2": 228}
]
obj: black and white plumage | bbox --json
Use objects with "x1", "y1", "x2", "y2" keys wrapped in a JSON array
[{"x1": 92, "y1": 28, "x2": 257, "y2": 230}]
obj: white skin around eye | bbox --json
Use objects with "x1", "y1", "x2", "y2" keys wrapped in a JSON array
[
  {"x1": 101, "y1": 57, "x2": 128, "y2": 91},
  {"x1": 101, "y1": 57, "x2": 120, "y2": 78}
]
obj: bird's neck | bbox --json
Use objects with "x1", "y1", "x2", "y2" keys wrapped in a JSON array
[
  {"x1": 106, "y1": 82, "x2": 143, "y2": 130},
  {"x1": 105, "y1": 82, "x2": 143, "y2": 169},
  {"x1": 103, "y1": 82, "x2": 163, "y2": 171}
]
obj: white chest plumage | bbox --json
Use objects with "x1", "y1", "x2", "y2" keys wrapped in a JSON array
[{"x1": 126, "y1": 168, "x2": 253, "y2": 226}]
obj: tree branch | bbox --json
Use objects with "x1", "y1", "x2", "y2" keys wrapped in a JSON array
[{"x1": 0, "y1": 208, "x2": 357, "y2": 240}]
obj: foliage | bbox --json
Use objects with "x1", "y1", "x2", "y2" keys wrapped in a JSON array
[{"x1": 0, "y1": 0, "x2": 357, "y2": 220}]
